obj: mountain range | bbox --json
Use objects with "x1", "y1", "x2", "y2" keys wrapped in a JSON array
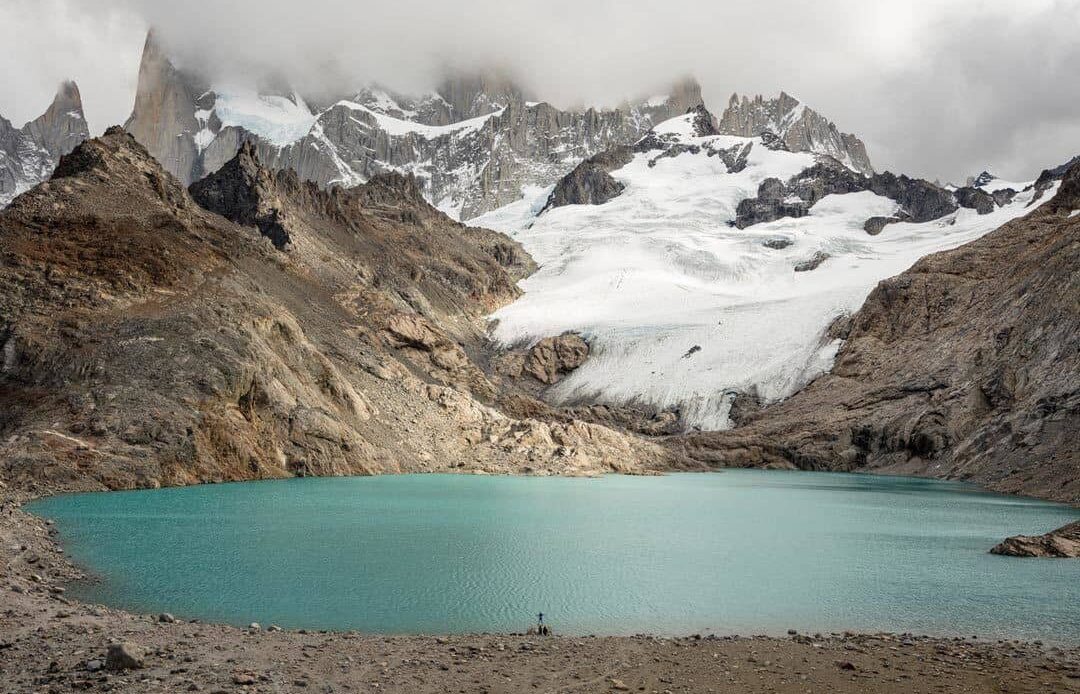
[{"x1": 0, "y1": 29, "x2": 1075, "y2": 505}]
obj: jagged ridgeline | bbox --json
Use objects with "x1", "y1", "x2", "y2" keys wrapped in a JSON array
[
  {"x1": 122, "y1": 32, "x2": 705, "y2": 219},
  {"x1": 117, "y1": 31, "x2": 879, "y2": 221},
  {"x1": 0, "y1": 129, "x2": 675, "y2": 490}
]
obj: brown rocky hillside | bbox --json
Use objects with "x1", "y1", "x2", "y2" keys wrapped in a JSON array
[{"x1": 0, "y1": 129, "x2": 671, "y2": 492}]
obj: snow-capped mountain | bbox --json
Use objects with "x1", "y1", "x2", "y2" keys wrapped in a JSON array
[
  {"x1": 716, "y1": 92, "x2": 874, "y2": 175},
  {"x1": 0, "y1": 81, "x2": 89, "y2": 208},
  {"x1": 475, "y1": 108, "x2": 1058, "y2": 430},
  {"x1": 124, "y1": 32, "x2": 703, "y2": 219}
]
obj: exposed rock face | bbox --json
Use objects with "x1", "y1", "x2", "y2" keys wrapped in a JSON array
[
  {"x1": 123, "y1": 31, "x2": 207, "y2": 186},
  {"x1": 688, "y1": 104, "x2": 719, "y2": 137},
  {"x1": 525, "y1": 334, "x2": 590, "y2": 384},
  {"x1": 0, "y1": 81, "x2": 89, "y2": 207},
  {"x1": 671, "y1": 161, "x2": 1080, "y2": 504},
  {"x1": 0, "y1": 130, "x2": 671, "y2": 492},
  {"x1": 189, "y1": 141, "x2": 291, "y2": 248},
  {"x1": 124, "y1": 32, "x2": 703, "y2": 220},
  {"x1": 954, "y1": 186, "x2": 995, "y2": 215},
  {"x1": 495, "y1": 333, "x2": 590, "y2": 385},
  {"x1": 20, "y1": 81, "x2": 87, "y2": 161},
  {"x1": 734, "y1": 162, "x2": 960, "y2": 229},
  {"x1": 990, "y1": 521, "x2": 1080, "y2": 558},
  {"x1": 541, "y1": 146, "x2": 633, "y2": 211},
  {"x1": 734, "y1": 177, "x2": 810, "y2": 228},
  {"x1": 793, "y1": 251, "x2": 830, "y2": 272},
  {"x1": 717, "y1": 92, "x2": 874, "y2": 174}
]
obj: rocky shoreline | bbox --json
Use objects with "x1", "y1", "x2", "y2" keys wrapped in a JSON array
[{"x1": 3, "y1": 480, "x2": 1079, "y2": 694}]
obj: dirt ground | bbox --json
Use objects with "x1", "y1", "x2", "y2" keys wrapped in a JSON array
[{"x1": 2, "y1": 492, "x2": 1078, "y2": 694}]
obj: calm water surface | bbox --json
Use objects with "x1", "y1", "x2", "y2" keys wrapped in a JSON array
[{"x1": 28, "y1": 471, "x2": 1080, "y2": 641}]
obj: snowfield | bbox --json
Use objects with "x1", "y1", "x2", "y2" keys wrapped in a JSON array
[
  {"x1": 211, "y1": 90, "x2": 318, "y2": 147},
  {"x1": 475, "y1": 113, "x2": 1054, "y2": 430}
]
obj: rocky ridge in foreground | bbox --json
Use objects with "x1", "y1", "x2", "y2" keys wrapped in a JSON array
[
  {"x1": 671, "y1": 160, "x2": 1080, "y2": 503},
  {"x1": 0, "y1": 129, "x2": 673, "y2": 493}
]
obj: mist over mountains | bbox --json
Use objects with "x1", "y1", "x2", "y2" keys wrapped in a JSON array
[{"x1": 3, "y1": 0, "x2": 1079, "y2": 183}]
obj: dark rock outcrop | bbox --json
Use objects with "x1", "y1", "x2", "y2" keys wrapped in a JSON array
[
  {"x1": 990, "y1": 521, "x2": 1080, "y2": 558},
  {"x1": 954, "y1": 186, "x2": 995, "y2": 215},
  {"x1": 541, "y1": 147, "x2": 633, "y2": 212},
  {"x1": 734, "y1": 163, "x2": 959, "y2": 229},
  {"x1": 734, "y1": 177, "x2": 811, "y2": 228},
  {"x1": 190, "y1": 141, "x2": 291, "y2": 248},
  {"x1": 863, "y1": 216, "x2": 903, "y2": 235},
  {"x1": 671, "y1": 161, "x2": 1080, "y2": 504},
  {"x1": 794, "y1": 251, "x2": 830, "y2": 272},
  {"x1": 688, "y1": 104, "x2": 719, "y2": 137}
]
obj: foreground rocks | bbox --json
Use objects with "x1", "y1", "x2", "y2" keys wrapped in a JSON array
[{"x1": 991, "y1": 521, "x2": 1080, "y2": 558}]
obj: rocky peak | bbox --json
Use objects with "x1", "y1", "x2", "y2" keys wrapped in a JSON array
[
  {"x1": 435, "y1": 70, "x2": 529, "y2": 123},
  {"x1": 688, "y1": 104, "x2": 719, "y2": 137},
  {"x1": 189, "y1": 140, "x2": 290, "y2": 248},
  {"x1": 21, "y1": 80, "x2": 89, "y2": 160},
  {"x1": 48, "y1": 125, "x2": 190, "y2": 211},
  {"x1": 0, "y1": 81, "x2": 90, "y2": 208},
  {"x1": 663, "y1": 77, "x2": 705, "y2": 114},
  {"x1": 1046, "y1": 158, "x2": 1080, "y2": 213},
  {"x1": 717, "y1": 92, "x2": 873, "y2": 175},
  {"x1": 124, "y1": 30, "x2": 207, "y2": 186}
]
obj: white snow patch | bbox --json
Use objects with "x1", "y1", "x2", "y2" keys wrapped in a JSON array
[
  {"x1": 335, "y1": 101, "x2": 501, "y2": 138},
  {"x1": 212, "y1": 89, "x2": 317, "y2": 147},
  {"x1": 475, "y1": 117, "x2": 1047, "y2": 431},
  {"x1": 1070, "y1": 209, "x2": 1079, "y2": 218}
]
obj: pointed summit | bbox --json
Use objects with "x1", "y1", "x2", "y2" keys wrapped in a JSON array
[
  {"x1": 434, "y1": 69, "x2": 531, "y2": 123},
  {"x1": 125, "y1": 29, "x2": 207, "y2": 185},
  {"x1": 717, "y1": 92, "x2": 873, "y2": 174},
  {"x1": 21, "y1": 80, "x2": 89, "y2": 160},
  {"x1": 1, "y1": 81, "x2": 90, "y2": 207}
]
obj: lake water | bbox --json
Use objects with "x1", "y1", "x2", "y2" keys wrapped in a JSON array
[{"x1": 28, "y1": 471, "x2": 1080, "y2": 642}]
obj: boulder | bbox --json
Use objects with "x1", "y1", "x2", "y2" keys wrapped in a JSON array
[
  {"x1": 105, "y1": 642, "x2": 146, "y2": 670},
  {"x1": 794, "y1": 251, "x2": 830, "y2": 272},
  {"x1": 990, "y1": 521, "x2": 1080, "y2": 558},
  {"x1": 524, "y1": 334, "x2": 590, "y2": 385}
]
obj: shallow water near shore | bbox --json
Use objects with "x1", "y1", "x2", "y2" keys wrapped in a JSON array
[{"x1": 28, "y1": 471, "x2": 1080, "y2": 642}]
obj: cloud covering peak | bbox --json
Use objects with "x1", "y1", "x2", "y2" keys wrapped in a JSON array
[{"x1": 1, "y1": 0, "x2": 1077, "y2": 182}]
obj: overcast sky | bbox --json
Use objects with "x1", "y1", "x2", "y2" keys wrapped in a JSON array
[{"x1": 3, "y1": 0, "x2": 1078, "y2": 183}]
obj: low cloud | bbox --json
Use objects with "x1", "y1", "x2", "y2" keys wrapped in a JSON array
[{"x1": 2, "y1": 0, "x2": 1077, "y2": 182}]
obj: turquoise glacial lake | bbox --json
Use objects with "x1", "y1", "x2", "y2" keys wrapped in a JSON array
[{"x1": 28, "y1": 471, "x2": 1080, "y2": 641}]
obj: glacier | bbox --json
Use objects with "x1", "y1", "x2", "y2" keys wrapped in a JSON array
[{"x1": 475, "y1": 113, "x2": 1055, "y2": 430}]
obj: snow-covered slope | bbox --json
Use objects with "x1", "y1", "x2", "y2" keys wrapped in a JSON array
[{"x1": 476, "y1": 112, "x2": 1055, "y2": 430}]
